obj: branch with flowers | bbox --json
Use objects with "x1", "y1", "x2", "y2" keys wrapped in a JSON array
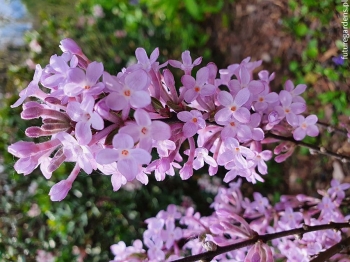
[{"x1": 8, "y1": 38, "x2": 350, "y2": 261}]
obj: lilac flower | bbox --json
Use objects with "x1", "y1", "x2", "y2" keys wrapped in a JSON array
[
  {"x1": 215, "y1": 89, "x2": 251, "y2": 123},
  {"x1": 284, "y1": 80, "x2": 307, "y2": 103},
  {"x1": 188, "y1": 147, "x2": 217, "y2": 170},
  {"x1": 64, "y1": 61, "x2": 105, "y2": 97},
  {"x1": 292, "y1": 115, "x2": 319, "y2": 141},
  {"x1": 161, "y1": 222, "x2": 182, "y2": 249},
  {"x1": 217, "y1": 137, "x2": 254, "y2": 168},
  {"x1": 181, "y1": 67, "x2": 216, "y2": 102},
  {"x1": 135, "y1": 47, "x2": 159, "y2": 72},
  {"x1": 104, "y1": 69, "x2": 151, "y2": 115},
  {"x1": 244, "y1": 241, "x2": 273, "y2": 262},
  {"x1": 49, "y1": 179, "x2": 73, "y2": 201},
  {"x1": 119, "y1": 108, "x2": 171, "y2": 151},
  {"x1": 177, "y1": 110, "x2": 206, "y2": 138},
  {"x1": 251, "y1": 150, "x2": 272, "y2": 175},
  {"x1": 169, "y1": 50, "x2": 202, "y2": 75},
  {"x1": 327, "y1": 179, "x2": 350, "y2": 204},
  {"x1": 96, "y1": 133, "x2": 151, "y2": 181},
  {"x1": 40, "y1": 53, "x2": 72, "y2": 89},
  {"x1": 278, "y1": 207, "x2": 303, "y2": 230},
  {"x1": 229, "y1": 67, "x2": 264, "y2": 95},
  {"x1": 66, "y1": 95, "x2": 104, "y2": 145},
  {"x1": 56, "y1": 132, "x2": 96, "y2": 174},
  {"x1": 275, "y1": 90, "x2": 306, "y2": 126},
  {"x1": 253, "y1": 85, "x2": 279, "y2": 112},
  {"x1": 11, "y1": 64, "x2": 45, "y2": 108}
]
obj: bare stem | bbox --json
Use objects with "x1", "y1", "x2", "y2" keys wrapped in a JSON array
[
  {"x1": 266, "y1": 133, "x2": 350, "y2": 163},
  {"x1": 171, "y1": 222, "x2": 350, "y2": 262}
]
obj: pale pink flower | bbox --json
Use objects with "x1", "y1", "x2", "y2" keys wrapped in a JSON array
[
  {"x1": 177, "y1": 110, "x2": 206, "y2": 138},
  {"x1": 215, "y1": 89, "x2": 251, "y2": 123},
  {"x1": 96, "y1": 133, "x2": 151, "y2": 181},
  {"x1": 181, "y1": 67, "x2": 216, "y2": 102},
  {"x1": 293, "y1": 115, "x2": 319, "y2": 141},
  {"x1": 119, "y1": 108, "x2": 171, "y2": 151},
  {"x1": 168, "y1": 50, "x2": 202, "y2": 75},
  {"x1": 66, "y1": 96, "x2": 104, "y2": 145},
  {"x1": 64, "y1": 61, "x2": 104, "y2": 97}
]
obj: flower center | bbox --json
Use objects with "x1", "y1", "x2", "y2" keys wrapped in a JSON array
[
  {"x1": 192, "y1": 117, "x2": 198, "y2": 123},
  {"x1": 124, "y1": 90, "x2": 131, "y2": 97},
  {"x1": 141, "y1": 127, "x2": 148, "y2": 135},
  {"x1": 121, "y1": 149, "x2": 129, "y2": 156},
  {"x1": 194, "y1": 86, "x2": 200, "y2": 92},
  {"x1": 301, "y1": 123, "x2": 307, "y2": 129},
  {"x1": 230, "y1": 122, "x2": 235, "y2": 127},
  {"x1": 258, "y1": 97, "x2": 264, "y2": 102},
  {"x1": 84, "y1": 85, "x2": 91, "y2": 89},
  {"x1": 284, "y1": 108, "x2": 290, "y2": 113},
  {"x1": 230, "y1": 106, "x2": 237, "y2": 112}
]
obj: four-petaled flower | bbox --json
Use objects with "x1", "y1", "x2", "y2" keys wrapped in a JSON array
[{"x1": 177, "y1": 110, "x2": 206, "y2": 138}]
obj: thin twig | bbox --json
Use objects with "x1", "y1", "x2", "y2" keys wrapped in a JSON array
[
  {"x1": 310, "y1": 235, "x2": 350, "y2": 262},
  {"x1": 172, "y1": 222, "x2": 350, "y2": 262},
  {"x1": 266, "y1": 133, "x2": 350, "y2": 163}
]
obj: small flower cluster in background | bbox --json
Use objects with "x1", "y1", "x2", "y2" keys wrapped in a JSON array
[{"x1": 109, "y1": 178, "x2": 350, "y2": 261}]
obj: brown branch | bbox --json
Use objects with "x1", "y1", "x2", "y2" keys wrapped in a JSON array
[
  {"x1": 266, "y1": 133, "x2": 350, "y2": 163},
  {"x1": 310, "y1": 235, "x2": 350, "y2": 262},
  {"x1": 172, "y1": 222, "x2": 350, "y2": 262}
]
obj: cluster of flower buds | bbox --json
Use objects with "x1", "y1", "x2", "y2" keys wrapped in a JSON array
[
  {"x1": 109, "y1": 178, "x2": 350, "y2": 261},
  {"x1": 8, "y1": 38, "x2": 319, "y2": 201}
]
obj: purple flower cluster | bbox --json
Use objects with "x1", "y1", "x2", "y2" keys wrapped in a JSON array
[
  {"x1": 109, "y1": 179, "x2": 350, "y2": 261},
  {"x1": 8, "y1": 38, "x2": 320, "y2": 201}
]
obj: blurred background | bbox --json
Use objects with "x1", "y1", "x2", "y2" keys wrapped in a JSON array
[{"x1": 0, "y1": 0, "x2": 349, "y2": 261}]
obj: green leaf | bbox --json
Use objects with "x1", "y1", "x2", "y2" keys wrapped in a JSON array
[
  {"x1": 184, "y1": 0, "x2": 202, "y2": 20},
  {"x1": 295, "y1": 23, "x2": 308, "y2": 37}
]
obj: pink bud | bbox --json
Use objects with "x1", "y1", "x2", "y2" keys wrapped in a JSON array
[{"x1": 49, "y1": 180, "x2": 73, "y2": 201}]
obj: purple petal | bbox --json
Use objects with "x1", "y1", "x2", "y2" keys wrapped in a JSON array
[
  {"x1": 96, "y1": 148, "x2": 119, "y2": 164},
  {"x1": 183, "y1": 122, "x2": 198, "y2": 137},
  {"x1": 125, "y1": 69, "x2": 149, "y2": 91},
  {"x1": 290, "y1": 102, "x2": 306, "y2": 114},
  {"x1": 67, "y1": 101, "x2": 83, "y2": 121},
  {"x1": 130, "y1": 90, "x2": 151, "y2": 108},
  {"x1": 135, "y1": 48, "x2": 149, "y2": 65},
  {"x1": 119, "y1": 124, "x2": 140, "y2": 142},
  {"x1": 284, "y1": 80, "x2": 294, "y2": 91},
  {"x1": 150, "y1": 48, "x2": 159, "y2": 63},
  {"x1": 182, "y1": 50, "x2": 192, "y2": 65},
  {"x1": 200, "y1": 84, "x2": 216, "y2": 96},
  {"x1": 106, "y1": 93, "x2": 127, "y2": 110},
  {"x1": 214, "y1": 108, "x2": 231, "y2": 122},
  {"x1": 151, "y1": 121, "x2": 171, "y2": 140},
  {"x1": 264, "y1": 92, "x2": 279, "y2": 103},
  {"x1": 113, "y1": 133, "x2": 134, "y2": 149},
  {"x1": 279, "y1": 90, "x2": 292, "y2": 107},
  {"x1": 134, "y1": 109, "x2": 151, "y2": 126},
  {"x1": 68, "y1": 67, "x2": 85, "y2": 83},
  {"x1": 305, "y1": 114, "x2": 318, "y2": 124},
  {"x1": 233, "y1": 107, "x2": 251, "y2": 123},
  {"x1": 239, "y1": 67, "x2": 250, "y2": 86},
  {"x1": 184, "y1": 88, "x2": 198, "y2": 102},
  {"x1": 294, "y1": 84, "x2": 307, "y2": 95},
  {"x1": 75, "y1": 121, "x2": 92, "y2": 145},
  {"x1": 91, "y1": 112, "x2": 104, "y2": 130},
  {"x1": 217, "y1": 91, "x2": 233, "y2": 107},
  {"x1": 286, "y1": 112, "x2": 298, "y2": 126},
  {"x1": 177, "y1": 111, "x2": 193, "y2": 122},
  {"x1": 234, "y1": 88, "x2": 250, "y2": 107},
  {"x1": 168, "y1": 60, "x2": 182, "y2": 68},
  {"x1": 130, "y1": 148, "x2": 152, "y2": 165},
  {"x1": 181, "y1": 75, "x2": 195, "y2": 88},
  {"x1": 118, "y1": 158, "x2": 138, "y2": 181},
  {"x1": 195, "y1": 67, "x2": 209, "y2": 86},
  {"x1": 248, "y1": 81, "x2": 264, "y2": 94},
  {"x1": 306, "y1": 125, "x2": 319, "y2": 137},
  {"x1": 86, "y1": 61, "x2": 103, "y2": 85},
  {"x1": 80, "y1": 95, "x2": 94, "y2": 113},
  {"x1": 293, "y1": 127, "x2": 306, "y2": 141}
]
